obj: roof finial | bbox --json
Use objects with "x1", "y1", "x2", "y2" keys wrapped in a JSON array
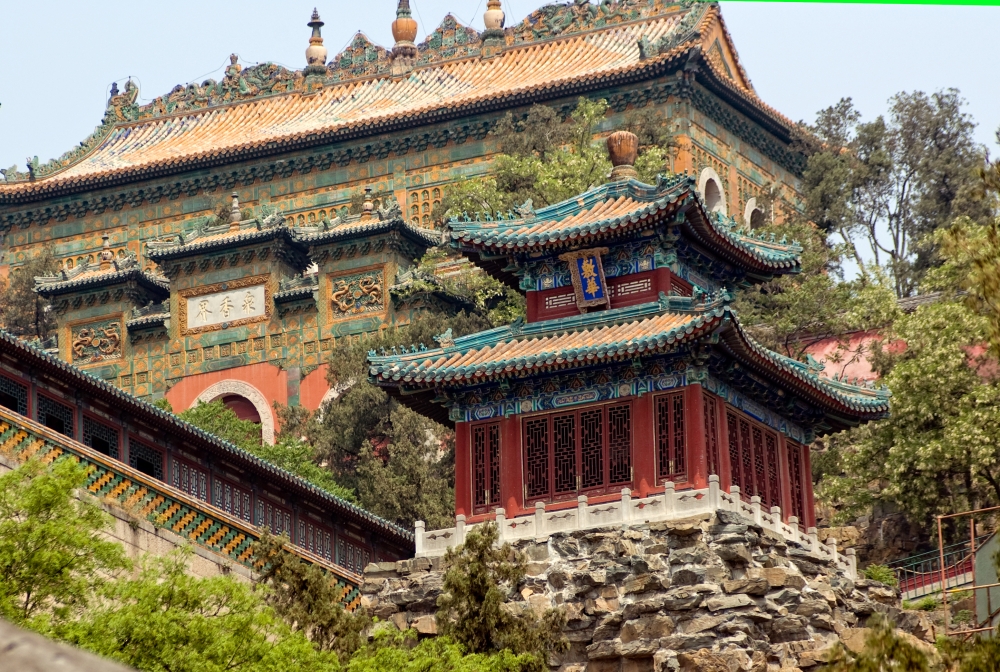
[
  {"x1": 305, "y1": 8, "x2": 328, "y2": 74},
  {"x1": 392, "y1": 0, "x2": 418, "y2": 59},
  {"x1": 607, "y1": 131, "x2": 639, "y2": 182},
  {"x1": 229, "y1": 192, "x2": 242, "y2": 232},
  {"x1": 483, "y1": 0, "x2": 505, "y2": 40},
  {"x1": 99, "y1": 234, "x2": 114, "y2": 271},
  {"x1": 361, "y1": 186, "x2": 374, "y2": 221}
]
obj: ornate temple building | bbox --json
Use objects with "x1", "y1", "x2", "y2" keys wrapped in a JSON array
[
  {"x1": 370, "y1": 133, "x2": 889, "y2": 563},
  {"x1": 2, "y1": 0, "x2": 808, "y2": 438}
]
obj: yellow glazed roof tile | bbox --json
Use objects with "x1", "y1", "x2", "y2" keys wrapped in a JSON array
[{"x1": 0, "y1": 3, "x2": 790, "y2": 199}]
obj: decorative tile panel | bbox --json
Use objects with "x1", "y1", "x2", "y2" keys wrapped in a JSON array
[
  {"x1": 329, "y1": 268, "x2": 385, "y2": 319},
  {"x1": 69, "y1": 318, "x2": 123, "y2": 364}
]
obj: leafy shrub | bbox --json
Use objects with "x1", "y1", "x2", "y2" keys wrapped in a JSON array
[{"x1": 862, "y1": 564, "x2": 899, "y2": 588}]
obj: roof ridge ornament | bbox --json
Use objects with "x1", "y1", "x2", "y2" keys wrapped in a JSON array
[
  {"x1": 607, "y1": 130, "x2": 638, "y2": 182},
  {"x1": 229, "y1": 192, "x2": 242, "y2": 233},
  {"x1": 305, "y1": 9, "x2": 328, "y2": 75},
  {"x1": 99, "y1": 234, "x2": 115, "y2": 271},
  {"x1": 483, "y1": 0, "x2": 505, "y2": 42},
  {"x1": 392, "y1": 0, "x2": 418, "y2": 59}
]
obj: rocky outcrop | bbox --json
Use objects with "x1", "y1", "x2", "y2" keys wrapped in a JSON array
[{"x1": 362, "y1": 510, "x2": 935, "y2": 671}]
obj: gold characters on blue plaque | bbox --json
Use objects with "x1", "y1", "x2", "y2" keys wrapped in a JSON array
[{"x1": 559, "y1": 247, "x2": 610, "y2": 312}]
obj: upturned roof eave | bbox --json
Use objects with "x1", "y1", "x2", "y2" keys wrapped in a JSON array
[
  {"x1": 35, "y1": 268, "x2": 170, "y2": 299},
  {"x1": 368, "y1": 303, "x2": 887, "y2": 430}
]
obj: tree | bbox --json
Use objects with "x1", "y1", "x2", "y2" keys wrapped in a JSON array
[
  {"x1": 821, "y1": 614, "x2": 932, "y2": 671},
  {"x1": 802, "y1": 91, "x2": 989, "y2": 297},
  {"x1": 167, "y1": 399, "x2": 355, "y2": 502},
  {"x1": 0, "y1": 457, "x2": 128, "y2": 629},
  {"x1": 59, "y1": 550, "x2": 340, "y2": 672},
  {"x1": 819, "y1": 295, "x2": 1000, "y2": 525},
  {"x1": 347, "y1": 629, "x2": 536, "y2": 672},
  {"x1": 253, "y1": 531, "x2": 368, "y2": 660},
  {"x1": 438, "y1": 98, "x2": 675, "y2": 221},
  {"x1": 436, "y1": 522, "x2": 567, "y2": 671},
  {"x1": 0, "y1": 249, "x2": 59, "y2": 340}
]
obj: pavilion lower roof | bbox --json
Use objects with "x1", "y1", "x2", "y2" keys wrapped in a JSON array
[{"x1": 368, "y1": 297, "x2": 890, "y2": 425}]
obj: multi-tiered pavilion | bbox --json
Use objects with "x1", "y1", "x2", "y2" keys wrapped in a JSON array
[{"x1": 369, "y1": 134, "x2": 889, "y2": 562}]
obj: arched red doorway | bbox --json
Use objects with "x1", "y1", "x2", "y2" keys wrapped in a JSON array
[{"x1": 221, "y1": 394, "x2": 263, "y2": 442}]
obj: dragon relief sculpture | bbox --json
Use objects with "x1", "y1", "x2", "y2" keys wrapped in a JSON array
[
  {"x1": 330, "y1": 271, "x2": 384, "y2": 316},
  {"x1": 71, "y1": 321, "x2": 122, "y2": 363}
]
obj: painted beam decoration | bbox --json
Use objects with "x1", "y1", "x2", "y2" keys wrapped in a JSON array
[
  {"x1": 179, "y1": 276, "x2": 270, "y2": 334},
  {"x1": 560, "y1": 248, "x2": 610, "y2": 311}
]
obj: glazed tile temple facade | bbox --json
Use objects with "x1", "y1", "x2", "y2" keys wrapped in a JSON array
[
  {"x1": 369, "y1": 133, "x2": 889, "y2": 561},
  {"x1": 1, "y1": 1, "x2": 807, "y2": 435}
]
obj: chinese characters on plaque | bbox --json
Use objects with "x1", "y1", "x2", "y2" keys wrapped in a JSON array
[
  {"x1": 559, "y1": 247, "x2": 610, "y2": 312},
  {"x1": 185, "y1": 284, "x2": 266, "y2": 330}
]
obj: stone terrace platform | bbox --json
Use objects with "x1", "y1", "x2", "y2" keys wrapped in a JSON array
[{"x1": 415, "y1": 476, "x2": 857, "y2": 580}]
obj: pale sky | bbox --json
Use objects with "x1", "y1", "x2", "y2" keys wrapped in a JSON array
[{"x1": 0, "y1": 1, "x2": 998, "y2": 172}]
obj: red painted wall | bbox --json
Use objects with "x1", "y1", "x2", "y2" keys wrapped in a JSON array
[
  {"x1": 300, "y1": 364, "x2": 332, "y2": 411},
  {"x1": 165, "y1": 362, "x2": 287, "y2": 432}
]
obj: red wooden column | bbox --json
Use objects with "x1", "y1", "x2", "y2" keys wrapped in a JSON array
[
  {"x1": 633, "y1": 394, "x2": 656, "y2": 497},
  {"x1": 684, "y1": 384, "x2": 708, "y2": 489},
  {"x1": 778, "y1": 434, "x2": 794, "y2": 523},
  {"x1": 801, "y1": 442, "x2": 817, "y2": 528},
  {"x1": 454, "y1": 421, "x2": 471, "y2": 517},
  {"x1": 715, "y1": 397, "x2": 733, "y2": 492},
  {"x1": 500, "y1": 414, "x2": 524, "y2": 516},
  {"x1": 526, "y1": 292, "x2": 540, "y2": 323}
]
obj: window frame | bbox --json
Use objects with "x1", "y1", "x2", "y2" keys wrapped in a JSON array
[
  {"x1": 471, "y1": 420, "x2": 502, "y2": 515},
  {"x1": 35, "y1": 391, "x2": 75, "y2": 439},
  {"x1": 127, "y1": 435, "x2": 165, "y2": 481},
  {"x1": 724, "y1": 405, "x2": 783, "y2": 510},
  {"x1": 520, "y1": 400, "x2": 634, "y2": 506},
  {"x1": 82, "y1": 412, "x2": 120, "y2": 460}
]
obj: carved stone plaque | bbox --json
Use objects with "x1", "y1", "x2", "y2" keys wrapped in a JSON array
[{"x1": 179, "y1": 275, "x2": 270, "y2": 334}]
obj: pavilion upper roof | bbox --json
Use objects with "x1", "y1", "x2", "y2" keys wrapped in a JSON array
[
  {"x1": 447, "y1": 174, "x2": 802, "y2": 276},
  {"x1": 0, "y1": 1, "x2": 792, "y2": 202},
  {"x1": 368, "y1": 295, "x2": 890, "y2": 431}
]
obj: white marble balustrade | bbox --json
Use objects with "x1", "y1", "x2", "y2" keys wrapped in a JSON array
[{"x1": 414, "y1": 475, "x2": 857, "y2": 580}]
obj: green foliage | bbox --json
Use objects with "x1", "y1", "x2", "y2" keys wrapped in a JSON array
[
  {"x1": 59, "y1": 550, "x2": 340, "y2": 672},
  {"x1": 902, "y1": 596, "x2": 940, "y2": 612},
  {"x1": 0, "y1": 458, "x2": 129, "y2": 629},
  {"x1": 438, "y1": 98, "x2": 675, "y2": 222},
  {"x1": 953, "y1": 609, "x2": 973, "y2": 625},
  {"x1": 1, "y1": 249, "x2": 59, "y2": 340},
  {"x1": 347, "y1": 629, "x2": 536, "y2": 672},
  {"x1": 178, "y1": 399, "x2": 263, "y2": 452},
  {"x1": 802, "y1": 91, "x2": 989, "y2": 297},
  {"x1": 288, "y1": 311, "x2": 491, "y2": 529},
  {"x1": 253, "y1": 531, "x2": 368, "y2": 659},
  {"x1": 176, "y1": 400, "x2": 355, "y2": 502},
  {"x1": 821, "y1": 614, "x2": 931, "y2": 671},
  {"x1": 404, "y1": 247, "x2": 526, "y2": 327},
  {"x1": 436, "y1": 522, "x2": 567, "y2": 671},
  {"x1": 861, "y1": 564, "x2": 898, "y2": 588},
  {"x1": 819, "y1": 287, "x2": 1000, "y2": 524}
]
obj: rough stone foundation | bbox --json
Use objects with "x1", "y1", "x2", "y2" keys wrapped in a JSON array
[{"x1": 362, "y1": 510, "x2": 936, "y2": 671}]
